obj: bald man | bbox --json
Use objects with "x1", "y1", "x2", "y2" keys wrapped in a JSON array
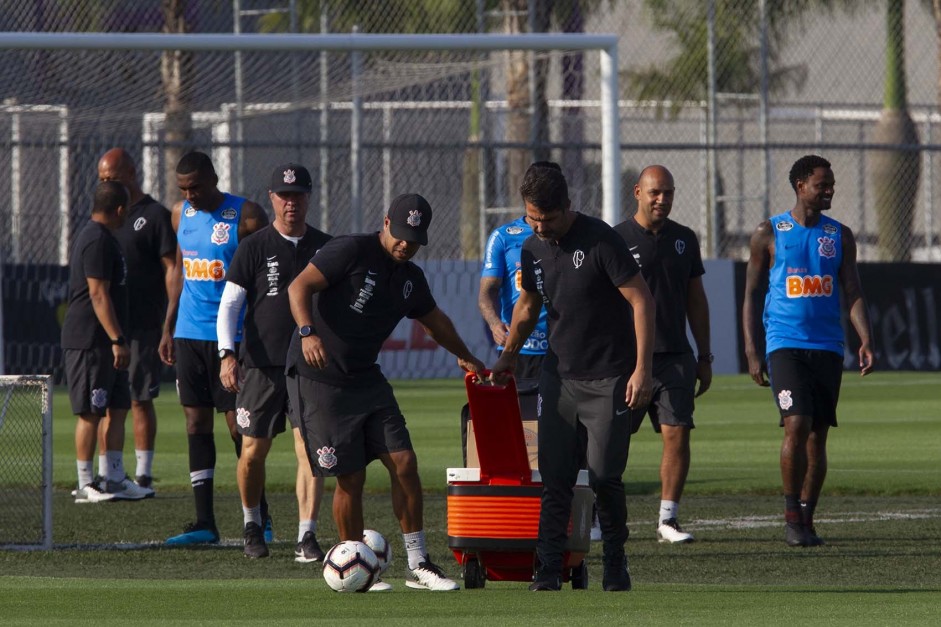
[
  {"x1": 98, "y1": 148, "x2": 177, "y2": 493},
  {"x1": 614, "y1": 165, "x2": 712, "y2": 544}
]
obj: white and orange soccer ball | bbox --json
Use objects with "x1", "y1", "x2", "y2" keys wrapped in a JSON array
[
  {"x1": 362, "y1": 529, "x2": 391, "y2": 575},
  {"x1": 322, "y1": 540, "x2": 380, "y2": 593}
]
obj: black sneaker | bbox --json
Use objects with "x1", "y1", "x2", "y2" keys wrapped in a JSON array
[
  {"x1": 135, "y1": 474, "x2": 154, "y2": 490},
  {"x1": 529, "y1": 567, "x2": 562, "y2": 592},
  {"x1": 805, "y1": 525, "x2": 825, "y2": 547},
  {"x1": 785, "y1": 521, "x2": 811, "y2": 547},
  {"x1": 602, "y1": 549, "x2": 632, "y2": 592},
  {"x1": 243, "y1": 521, "x2": 269, "y2": 558},
  {"x1": 294, "y1": 531, "x2": 325, "y2": 563}
]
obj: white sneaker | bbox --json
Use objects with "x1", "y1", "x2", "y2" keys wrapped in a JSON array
[
  {"x1": 657, "y1": 518, "x2": 694, "y2": 544},
  {"x1": 406, "y1": 557, "x2": 460, "y2": 591},
  {"x1": 74, "y1": 482, "x2": 115, "y2": 504},
  {"x1": 107, "y1": 476, "x2": 155, "y2": 501},
  {"x1": 368, "y1": 578, "x2": 393, "y2": 592}
]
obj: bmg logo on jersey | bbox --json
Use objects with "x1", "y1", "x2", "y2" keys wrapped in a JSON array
[
  {"x1": 786, "y1": 274, "x2": 833, "y2": 298},
  {"x1": 183, "y1": 258, "x2": 226, "y2": 281}
]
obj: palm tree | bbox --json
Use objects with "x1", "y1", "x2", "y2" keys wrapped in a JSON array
[
  {"x1": 160, "y1": 0, "x2": 195, "y2": 207},
  {"x1": 872, "y1": 0, "x2": 920, "y2": 261}
]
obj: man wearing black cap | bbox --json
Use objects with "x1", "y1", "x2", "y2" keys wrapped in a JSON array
[
  {"x1": 287, "y1": 193, "x2": 485, "y2": 591},
  {"x1": 217, "y1": 164, "x2": 332, "y2": 560}
]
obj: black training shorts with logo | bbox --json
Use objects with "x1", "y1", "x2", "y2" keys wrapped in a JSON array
[
  {"x1": 631, "y1": 352, "x2": 697, "y2": 434},
  {"x1": 174, "y1": 338, "x2": 236, "y2": 411},
  {"x1": 64, "y1": 346, "x2": 131, "y2": 416},
  {"x1": 128, "y1": 327, "x2": 163, "y2": 402},
  {"x1": 287, "y1": 374, "x2": 413, "y2": 477},
  {"x1": 234, "y1": 366, "x2": 290, "y2": 439},
  {"x1": 767, "y1": 348, "x2": 843, "y2": 427}
]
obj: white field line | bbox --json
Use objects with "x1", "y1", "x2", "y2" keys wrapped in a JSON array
[{"x1": 689, "y1": 508, "x2": 941, "y2": 530}]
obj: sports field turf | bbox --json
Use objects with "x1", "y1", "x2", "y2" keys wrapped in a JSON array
[{"x1": 1, "y1": 372, "x2": 939, "y2": 625}]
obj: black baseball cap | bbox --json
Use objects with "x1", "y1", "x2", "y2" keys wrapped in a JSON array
[
  {"x1": 270, "y1": 163, "x2": 313, "y2": 194},
  {"x1": 387, "y1": 193, "x2": 432, "y2": 245}
]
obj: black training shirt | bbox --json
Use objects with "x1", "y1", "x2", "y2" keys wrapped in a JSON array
[
  {"x1": 61, "y1": 220, "x2": 128, "y2": 350},
  {"x1": 520, "y1": 213, "x2": 641, "y2": 379},
  {"x1": 614, "y1": 217, "x2": 705, "y2": 354},
  {"x1": 112, "y1": 194, "x2": 176, "y2": 331},
  {"x1": 226, "y1": 224, "x2": 331, "y2": 368},
  {"x1": 286, "y1": 233, "x2": 436, "y2": 387}
]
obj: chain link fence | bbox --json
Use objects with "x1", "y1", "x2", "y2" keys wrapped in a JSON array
[{"x1": 0, "y1": 0, "x2": 937, "y2": 265}]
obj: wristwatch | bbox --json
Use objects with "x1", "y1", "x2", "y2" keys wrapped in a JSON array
[
  {"x1": 698, "y1": 352, "x2": 714, "y2": 363},
  {"x1": 218, "y1": 348, "x2": 235, "y2": 359},
  {"x1": 111, "y1": 335, "x2": 126, "y2": 346},
  {"x1": 299, "y1": 325, "x2": 313, "y2": 338}
]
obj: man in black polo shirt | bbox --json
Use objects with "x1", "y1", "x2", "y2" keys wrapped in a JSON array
[
  {"x1": 614, "y1": 165, "x2": 712, "y2": 544},
  {"x1": 99, "y1": 148, "x2": 176, "y2": 493},
  {"x1": 287, "y1": 193, "x2": 485, "y2": 592},
  {"x1": 217, "y1": 164, "x2": 331, "y2": 561},
  {"x1": 491, "y1": 162, "x2": 655, "y2": 592},
  {"x1": 63, "y1": 181, "x2": 150, "y2": 502}
]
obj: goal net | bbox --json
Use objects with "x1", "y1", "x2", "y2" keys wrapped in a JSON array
[
  {"x1": 0, "y1": 32, "x2": 618, "y2": 380},
  {"x1": 0, "y1": 375, "x2": 52, "y2": 550}
]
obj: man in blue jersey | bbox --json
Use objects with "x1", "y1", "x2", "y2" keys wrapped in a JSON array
[
  {"x1": 159, "y1": 151, "x2": 269, "y2": 545},
  {"x1": 743, "y1": 154, "x2": 874, "y2": 548},
  {"x1": 479, "y1": 210, "x2": 548, "y2": 380}
]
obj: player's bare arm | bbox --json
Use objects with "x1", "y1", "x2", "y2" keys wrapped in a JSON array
[
  {"x1": 87, "y1": 276, "x2": 129, "y2": 370},
  {"x1": 618, "y1": 274, "x2": 654, "y2": 409},
  {"x1": 743, "y1": 221, "x2": 774, "y2": 387},
  {"x1": 288, "y1": 263, "x2": 330, "y2": 369},
  {"x1": 416, "y1": 307, "x2": 484, "y2": 374},
  {"x1": 686, "y1": 275, "x2": 713, "y2": 397},
  {"x1": 159, "y1": 202, "x2": 185, "y2": 365},
  {"x1": 490, "y1": 288, "x2": 541, "y2": 383},
  {"x1": 838, "y1": 225, "x2": 875, "y2": 376},
  {"x1": 478, "y1": 276, "x2": 509, "y2": 346},
  {"x1": 238, "y1": 200, "x2": 270, "y2": 240}
]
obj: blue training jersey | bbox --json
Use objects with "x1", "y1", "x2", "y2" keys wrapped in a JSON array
[
  {"x1": 482, "y1": 217, "x2": 548, "y2": 355},
  {"x1": 174, "y1": 194, "x2": 246, "y2": 341},
  {"x1": 763, "y1": 211, "x2": 844, "y2": 357}
]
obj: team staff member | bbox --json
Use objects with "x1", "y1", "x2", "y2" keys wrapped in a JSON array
[
  {"x1": 287, "y1": 193, "x2": 485, "y2": 591},
  {"x1": 63, "y1": 181, "x2": 150, "y2": 502},
  {"x1": 492, "y1": 162, "x2": 655, "y2": 592},
  {"x1": 217, "y1": 163, "x2": 331, "y2": 561},
  {"x1": 743, "y1": 154, "x2": 874, "y2": 547},
  {"x1": 159, "y1": 151, "x2": 269, "y2": 545},
  {"x1": 615, "y1": 165, "x2": 712, "y2": 544},
  {"x1": 99, "y1": 148, "x2": 176, "y2": 492},
  {"x1": 479, "y1": 210, "x2": 548, "y2": 379}
]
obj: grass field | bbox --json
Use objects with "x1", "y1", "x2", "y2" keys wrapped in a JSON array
[{"x1": 1, "y1": 372, "x2": 939, "y2": 625}]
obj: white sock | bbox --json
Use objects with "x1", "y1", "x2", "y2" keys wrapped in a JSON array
[
  {"x1": 77, "y1": 460, "x2": 94, "y2": 488},
  {"x1": 97, "y1": 454, "x2": 107, "y2": 479},
  {"x1": 403, "y1": 530, "x2": 427, "y2": 570},
  {"x1": 298, "y1": 519, "x2": 316, "y2": 542},
  {"x1": 105, "y1": 450, "x2": 125, "y2": 482},
  {"x1": 659, "y1": 500, "x2": 679, "y2": 524},
  {"x1": 243, "y1": 505, "x2": 262, "y2": 527},
  {"x1": 135, "y1": 449, "x2": 154, "y2": 478}
]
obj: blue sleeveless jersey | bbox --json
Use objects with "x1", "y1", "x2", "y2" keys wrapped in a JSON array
[
  {"x1": 174, "y1": 194, "x2": 246, "y2": 341},
  {"x1": 763, "y1": 212, "x2": 844, "y2": 356},
  {"x1": 482, "y1": 216, "x2": 548, "y2": 355}
]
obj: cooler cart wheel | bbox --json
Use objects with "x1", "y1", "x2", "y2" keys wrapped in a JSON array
[
  {"x1": 570, "y1": 560, "x2": 588, "y2": 590},
  {"x1": 463, "y1": 556, "x2": 486, "y2": 589}
]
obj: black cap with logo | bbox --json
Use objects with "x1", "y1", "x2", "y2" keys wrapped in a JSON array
[
  {"x1": 270, "y1": 163, "x2": 313, "y2": 194},
  {"x1": 387, "y1": 193, "x2": 432, "y2": 245}
]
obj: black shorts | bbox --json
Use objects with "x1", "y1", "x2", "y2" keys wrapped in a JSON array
[
  {"x1": 631, "y1": 352, "x2": 696, "y2": 434},
  {"x1": 64, "y1": 346, "x2": 131, "y2": 416},
  {"x1": 235, "y1": 366, "x2": 290, "y2": 439},
  {"x1": 128, "y1": 327, "x2": 163, "y2": 402},
  {"x1": 174, "y1": 338, "x2": 236, "y2": 412},
  {"x1": 287, "y1": 374, "x2": 413, "y2": 477},
  {"x1": 515, "y1": 353, "x2": 545, "y2": 381},
  {"x1": 767, "y1": 348, "x2": 843, "y2": 427}
]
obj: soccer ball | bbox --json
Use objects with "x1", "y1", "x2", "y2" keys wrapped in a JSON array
[
  {"x1": 322, "y1": 540, "x2": 380, "y2": 593},
  {"x1": 362, "y1": 529, "x2": 392, "y2": 575}
]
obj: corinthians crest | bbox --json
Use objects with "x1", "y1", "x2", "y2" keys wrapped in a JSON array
[
  {"x1": 283, "y1": 168, "x2": 296, "y2": 184},
  {"x1": 407, "y1": 209, "x2": 422, "y2": 227}
]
